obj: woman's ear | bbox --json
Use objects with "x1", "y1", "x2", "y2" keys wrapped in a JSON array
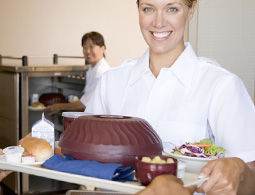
[
  {"x1": 100, "y1": 46, "x2": 106, "y2": 56},
  {"x1": 188, "y1": 1, "x2": 197, "y2": 21}
]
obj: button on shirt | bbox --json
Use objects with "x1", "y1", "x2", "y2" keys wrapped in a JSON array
[
  {"x1": 86, "y1": 43, "x2": 255, "y2": 163},
  {"x1": 80, "y1": 57, "x2": 110, "y2": 106}
]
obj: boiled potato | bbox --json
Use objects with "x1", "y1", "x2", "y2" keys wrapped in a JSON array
[
  {"x1": 141, "y1": 156, "x2": 174, "y2": 164},
  {"x1": 141, "y1": 157, "x2": 152, "y2": 163},
  {"x1": 166, "y1": 158, "x2": 174, "y2": 164},
  {"x1": 151, "y1": 156, "x2": 162, "y2": 163}
]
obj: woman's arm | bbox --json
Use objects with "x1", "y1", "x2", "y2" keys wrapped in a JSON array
[
  {"x1": 238, "y1": 161, "x2": 255, "y2": 194},
  {"x1": 196, "y1": 158, "x2": 255, "y2": 195},
  {"x1": 135, "y1": 175, "x2": 197, "y2": 195},
  {"x1": 46, "y1": 101, "x2": 85, "y2": 115}
]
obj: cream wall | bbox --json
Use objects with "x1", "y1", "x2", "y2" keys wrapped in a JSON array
[
  {"x1": 193, "y1": 0, "x2": 255, "y2": 101},
  {"x1": 0, "y1": 0, "x2": 147, "y2": 67},
  {"x1": 1, "y1": 0, "x2": 254, "y2": 100}
]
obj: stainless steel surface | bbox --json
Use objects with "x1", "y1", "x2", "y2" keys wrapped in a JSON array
[
  {"x1": 0, "y1": 65, "x2": 89, "y2": 73},
  {"x1": 0, "y1": 64, "x2": 89, "y2": 194}
]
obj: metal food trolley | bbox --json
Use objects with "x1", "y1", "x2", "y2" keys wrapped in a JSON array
[{"x1": 0, "y1": 55, "x2": 89, "y2": 194}]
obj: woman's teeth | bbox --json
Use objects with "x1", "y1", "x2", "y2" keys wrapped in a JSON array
[{"x1": 153, "y1": 32, "x2": 171, "y2": 38}]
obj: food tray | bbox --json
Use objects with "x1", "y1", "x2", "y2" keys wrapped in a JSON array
[{"x1": 0, "y1": 159, "x2": 208, "y2": 194}]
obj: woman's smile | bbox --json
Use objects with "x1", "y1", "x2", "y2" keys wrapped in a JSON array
[{"x1": 151, "y1": 31, "x2": 172, "y2": 39}]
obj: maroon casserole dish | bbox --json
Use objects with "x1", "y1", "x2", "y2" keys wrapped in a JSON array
[
  {"x1": 39, "y1": 93, "x2": 66, "y2": 106},
  {"x1": 59, "y1": 115, "x2": 163, "y2": 166}
]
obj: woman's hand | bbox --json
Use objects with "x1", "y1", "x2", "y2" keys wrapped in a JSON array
[
  {"x1": 196, "y1": 157, "x2": 255, "y2": 195},
  {"x1": 135, "y1": 174, "x2": 197, "y2": 195},
  {"x1": 46, "y1": 104, "x2": 62, "y2": 115},
  {"x1": 0, "y1": 149, "x2": 12, "y2": 182}
]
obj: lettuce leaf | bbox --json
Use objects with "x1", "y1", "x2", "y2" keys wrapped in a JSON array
[
  {"x1": 199, "y1": 138, "x2": 212, "y2": 145},
  {"x1": 205, "y1": 144, "x2": 226, "y2": 156}
]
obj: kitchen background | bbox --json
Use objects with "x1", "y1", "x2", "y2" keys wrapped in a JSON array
[
  {"x1": 0, "y1": 0, "x2": 254, "y2": 194},
  {"x1": 0, "y1": 0, "x2": 254, "y2": 100}
]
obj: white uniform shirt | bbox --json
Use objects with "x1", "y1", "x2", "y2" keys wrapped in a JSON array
[
  {"x1": 86, "y1": 43, "x2": 255, "y2": 162},
  {"x1": 80, "y1": 57, "x2": 110, "y2": 106}
]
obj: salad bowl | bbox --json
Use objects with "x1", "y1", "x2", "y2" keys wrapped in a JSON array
[
  {"x1": 164, "y1": 148, "x2": 211, "y2": 174},
  {"x1": 163, "y1": 141, "x2": 227, "y2": 174}
]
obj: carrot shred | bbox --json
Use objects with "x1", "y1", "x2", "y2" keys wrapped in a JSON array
[
  {"x1": 192, "y1": 143, "x2": 212, "y2": 150},
  {"x1": 192, "y1": 143, "x2": 212, "y2": 147},
  {"x1": 204, "y1": 153, "x2": 214, "y2": 156}
]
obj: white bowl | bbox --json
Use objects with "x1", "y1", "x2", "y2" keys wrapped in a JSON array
[{"x1": 163, "y1": 143, "x2": 213, "y2": 174}]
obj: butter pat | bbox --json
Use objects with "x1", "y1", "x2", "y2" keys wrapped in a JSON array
[
  {"x1": 22, "y1": 155, "x2": 36, "y2": 163},
  {"x1": 32, "y1": 113, "x2": 55, "y2": 151}
]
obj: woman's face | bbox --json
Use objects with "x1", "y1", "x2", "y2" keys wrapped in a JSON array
[
  {"x1": 82, "y1": 38, "x2": 105, "y2": 66},
  {"x1": 138, "y1": 0, "x2": 196, "y2": 54}
]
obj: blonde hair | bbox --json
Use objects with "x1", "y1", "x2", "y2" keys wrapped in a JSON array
[
  {"x1": 183, "y1": 0, "x2": 197, "y2": 8},
  {"x1": 136, "y1": 0, "x2": 197, "y2": 8}
]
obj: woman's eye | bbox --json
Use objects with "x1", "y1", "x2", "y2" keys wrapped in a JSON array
[
  {"x1": 83, "y1": 45, "x2": 94, "y2": 51},
  {"x1": 143, "y1": 7, "x2": 153, "y2": 12},
  {"x1": 168, "y1": 7, "x2": 177, "y2": 12}
]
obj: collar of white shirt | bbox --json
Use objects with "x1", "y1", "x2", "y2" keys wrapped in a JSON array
[
  {"x1": 88, "y1": 57, "x2": 105, "y2": 73},
  {"x1": 127, "y1": 42, "x2": 198, "y2": 89}
]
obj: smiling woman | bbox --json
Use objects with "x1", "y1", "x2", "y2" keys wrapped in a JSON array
[{"x1": 86, "y1": 0, "x2": 255, "y2": 194}]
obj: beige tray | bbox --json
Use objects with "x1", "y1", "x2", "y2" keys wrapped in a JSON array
[{"x1": 0, "y1": 159, "x2": 208, "y2": 194}]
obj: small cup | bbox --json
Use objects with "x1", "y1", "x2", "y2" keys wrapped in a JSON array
[
  {"x1": 3, "y1": 146, "x2": 24, "y2": 163},
  {"x1": 177, "y1": 160, "x2": 187, "y2": 178},
  {"x1": 135, "y1": 155, "x2": 178, "y2": 186},
  {"x1": 31, "y1": 93, "x2": 39, "y2": 104},
  {"x1": 62, "y1": 112, "x2": 91, "y2": 130}
]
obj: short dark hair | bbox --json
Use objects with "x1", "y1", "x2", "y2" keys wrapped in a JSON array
[{"x1": 81, "y1": 31, "x2": 106, "y2": 49}]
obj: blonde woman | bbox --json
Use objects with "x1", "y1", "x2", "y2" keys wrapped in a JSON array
[{"x1": 86, "y1": 0, "x2": 255, "y2": 194}]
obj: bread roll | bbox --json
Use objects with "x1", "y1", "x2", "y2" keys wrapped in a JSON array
[
  {"x1": 32, "y1": 102, "x2": 45, "y2": 107},
  {"x1": 21, "y1": 137, "x2": 53, "y2": 162}
]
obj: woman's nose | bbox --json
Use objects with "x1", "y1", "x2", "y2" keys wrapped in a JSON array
[
  {"x1": 154, "y1": 12, "x2": 165, "y2": 28},
  {"x1": 83, "y1": 48, "x2": 91, "y2": 54}
]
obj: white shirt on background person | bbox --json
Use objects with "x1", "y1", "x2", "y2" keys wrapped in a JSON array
[
  {"x1": 80, "y1": 57, "x2": 110, "y2": 106},
  {"x1": 86, "y1": 42, "x2": 255, "y2": 163}
]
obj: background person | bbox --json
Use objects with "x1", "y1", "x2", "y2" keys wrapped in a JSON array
[
  {"x1": 85, "y1": 0, "x2": 255, "y2": 194},
  {"x1": 47, "y1": 31, "x2": 110, "y2": 115}
]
